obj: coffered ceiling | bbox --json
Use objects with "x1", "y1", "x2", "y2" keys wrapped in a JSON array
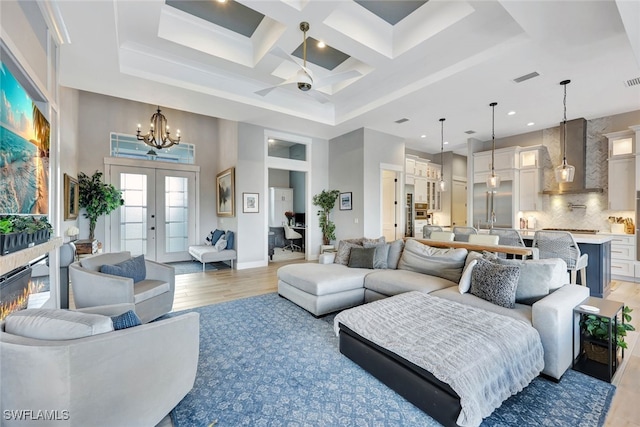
[{"x1": 54, "y1": 0, "x2": 640, "y2": 154}]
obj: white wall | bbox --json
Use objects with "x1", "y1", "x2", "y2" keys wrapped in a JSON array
[{"x1": 59, "y1": 87, "x2": 80, "y2": 237}]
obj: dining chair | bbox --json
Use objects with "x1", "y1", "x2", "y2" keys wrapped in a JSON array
[
  {"x1": 422, "y1": 225, "x2": 443, "y2": 239},
  {"x1": 532, "y1": 230, "x2": 588, "y2": 285},
  {"x1": 452, "y1": 226, "x2": 478, "y2": 242},
  {"x1": 429, "y1": 231, "x2": 455, "y2": 242}
]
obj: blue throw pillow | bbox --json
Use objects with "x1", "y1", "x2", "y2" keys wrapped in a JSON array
[
  {"x1": 225, "y1": 230, "x2": 235, "y2": 249},
  {"x1": 206, "y1": 229, "x2": 225, "y2": 245},
  {"x1": 100, "y1": 255, "x2": 146, "y2": 283},
  {"x1": 111, "y1": 310, "x2": 141, "y2": 330}
]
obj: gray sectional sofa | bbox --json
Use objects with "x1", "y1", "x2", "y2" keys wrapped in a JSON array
[{"x1": 277, "y1": 238, "x2": 590, "y2": 381}]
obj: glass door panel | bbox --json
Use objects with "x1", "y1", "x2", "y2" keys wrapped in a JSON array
[{"x1": 156, "y1": 170, "x2": 196, "y2": 262}]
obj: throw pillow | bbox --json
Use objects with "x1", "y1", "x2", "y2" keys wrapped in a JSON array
[
  {"x1": 334, "y1": 241, "x2": 362, "y2": 265},
  {"x1": 469, "y1": 258, "x2": 521, "y2": 308},
  {"x1": 386, "y1": 239, "x2": 405, "y2": 269},
  {"x1": 4, "y1": 309, "x2": 114, "y2": 340},
  {"x1": 491, "y1": 257, "x2": 558, "y2": 304},
  {"x1": 458, "y1": 259, "x2": 478, "y2": 294},
  {"x1": 363, "y1": 241, "x2": 389, "y2": 269},
  {"x1": 348, "y1": 247, "x2": 376, "y2": 269},
  {"x1": 214, "y1": 236, "x2": 227, "y2": 251},
  {"x1": 100, "y1": 255, "x2": 146, "y2": 283},
  {"x1": 362, "y1": 236, "x2": 386, "y2": 246},
  {"x1": 111, "y1": 310, "x2": 142, "y2": 330},
  {"x1": 225, "y1": 230, "x2": 235, "y2": 249},
  {"x1": 397, "y1": 239, "x2": 468, "y2": 283},
  {"x1": 206, "y1": 229, "x2": 225, "y2": 246}
]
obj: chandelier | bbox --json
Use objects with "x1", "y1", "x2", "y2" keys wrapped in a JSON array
[{"x1": 136, "y1": 107, "x2": 181, "y2": 150}]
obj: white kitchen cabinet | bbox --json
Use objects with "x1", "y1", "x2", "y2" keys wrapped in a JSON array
[
  {"x1": 519, "y1": 168, "x2": 541, "y2": 211},
  {"x1": 519, "y1": 149, "x2": 539, "y2": 168},
  {"x1": 269, "y1": 187, "x2": 293, "y2": 227},
  {"x1": 405, "y1": 158, "x2": 416, "y2": 176},
  {"x1": 415, "y1": 161, "x2": 429, "y2": 177},
  {"x1": 608, "y1": 157, "x2": 634, "y2": 210},
  {"x1": 414, "y1": 177, "x2": 428, "y2": 202},
  {"x1": 473, "y1": 148, "x2": 517, "y2": 173},
  {"x1": 609, "y1": 234, "x2": 636, "y2": 280}
]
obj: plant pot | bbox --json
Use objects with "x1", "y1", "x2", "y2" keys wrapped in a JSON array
[
  {"x1": 583, "y1": 341, "x2": 619, "y2": 364},
  {"x1": 0, "y1": 232, "x2": 29, "y2": 255}
]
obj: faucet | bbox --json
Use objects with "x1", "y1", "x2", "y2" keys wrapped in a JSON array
[{"x1": 488, "y1": 211, "x2": 496, "y2": 230}]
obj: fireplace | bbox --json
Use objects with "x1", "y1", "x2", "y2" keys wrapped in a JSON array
[{"x1": 0, "y1": 266, "x2": 33, "y2": 320}]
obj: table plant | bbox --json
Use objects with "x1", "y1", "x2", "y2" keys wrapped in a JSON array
[{"x1": 580, "y1": 306, "x2": 635, "y2": 363}]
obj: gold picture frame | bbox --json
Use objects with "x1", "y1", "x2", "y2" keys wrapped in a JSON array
[
  {"x1": 64, "y1": 173, "x2": 79, "y2": 220},
  {"x1": 216, "y1": 167, "x2": 235, "y2": 217}
]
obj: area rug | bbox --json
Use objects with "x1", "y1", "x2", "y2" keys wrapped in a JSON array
[
  {"x1": 169, "y1": 293, "x2": 615, "y2": 427},
  {"x1": 166, "y1": 261, "x2": 230, "y2": 275}
]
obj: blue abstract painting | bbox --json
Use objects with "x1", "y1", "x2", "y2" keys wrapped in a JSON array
[{"x1": 0, "y1": 62, "x2": 49, "y2": 214}]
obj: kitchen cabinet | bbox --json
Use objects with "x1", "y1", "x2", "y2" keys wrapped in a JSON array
[
  {"x1": 519, "y1": 167, "x2": 542, "y2": 211},
  {"x1": 269, "y1": 187, "x2": 293, "y2": 227},
  {"x1": 405, "y1": 158, "x2": 416, "y2": 176},
  {"x1": 608, "y1": 234, "x2": 636, "y2": 280},
  {"x1": 608, "y1": 157, "x2": 634, "y2": 210},
  {"x1": 519, "y1": 149, "x2": 539, "y2": 168},
  {"x1": 414, "y1": 177, "x2": 428, "y2": 202},
  {"x1": 415, "y1": 161, "x2": 429, "y2": 177},
  {"x1": 473, "y1": 148, "x2": 517, "y2": 173}
]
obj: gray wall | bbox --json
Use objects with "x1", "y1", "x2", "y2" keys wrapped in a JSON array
[
  {"x1": 290, "y1": 171, "x2": 306, "y2": 214},
  {"x1": 59, "y1": 87, "x2": 80, "y2": 236},
  {"x1": 268, "y1": 169, "x2": 290, "y2": 188}
]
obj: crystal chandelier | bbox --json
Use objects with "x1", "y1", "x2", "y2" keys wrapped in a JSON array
[
  {"x1": 554, "y1": 80, "x2": 575, "y2": 183},
  {"x1": 486, "y1": 102, "x2": 500, "y2": 189},
  {"x1": 136, "y1": 107, "x2": 181, "y2": 150},
  {"x1": 438, "y1": 118, "x2": 447, "y2": 192}
]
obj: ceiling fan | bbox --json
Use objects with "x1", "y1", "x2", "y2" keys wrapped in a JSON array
[{"x1": 256, "y1": 22, "x2": 361, "y2": 103}]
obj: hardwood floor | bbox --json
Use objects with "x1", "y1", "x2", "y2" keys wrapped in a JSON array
[{"x1": 166, "y1": 262, "x2": 639, "y2": 426}]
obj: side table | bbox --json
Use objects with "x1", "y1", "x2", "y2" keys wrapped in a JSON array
[{"x1": 573, "y1": 297, "x2": 625, "y2": 382}]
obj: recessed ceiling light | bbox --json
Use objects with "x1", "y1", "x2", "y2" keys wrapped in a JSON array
[
  {"x1": 268, "y1": 138, "x2": 275, "y2": 143},
  {"x1": 507, "y1": 111, "x2": 516, "y2": 116},
  {"x1": 216, "y1": 0, "x2": 227, "y2": 3},
  {"x1": 444, "y1": 141, "x2": 449, "y2": 145},
  {"x1": 527, "y1": 122, "x2": 535, "y2": 126},
  {"x1": 420, "y1": 135, "x2": 426, "y2": 138},
  {"x1": 317, "y1": 40, "x2": 326, "y2": 48}
]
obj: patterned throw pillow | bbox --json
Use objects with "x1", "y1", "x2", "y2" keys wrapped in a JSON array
[
  {"x1": 348, "y1": 247, "x2": 376, "y2": 269},
  {"x1": 206, "y1": 229, "x2": 225, "y2": 246},
  {"x1": 469, "y1": 258, "x2": 521, "y2": 308},
  {"x1": 334, "y1": 241, "x2": 363, "y2": 265},
  {"x1": 111, "y1": 310, "x2": 142, "y2": 330}
]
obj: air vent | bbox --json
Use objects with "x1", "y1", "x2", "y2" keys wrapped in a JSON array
[
  {"x1": 464, "y1": 130, "x2": 476, "y2": 135},
  {"x1": 395, "y1": 118, "x2": 409, "y2": 124},
  {"x1": 513, "y1": 72, "x2": 540, "y2": 83},
  {"x1": 624, "y1": 77, "x2": 640, "y2": 87}
]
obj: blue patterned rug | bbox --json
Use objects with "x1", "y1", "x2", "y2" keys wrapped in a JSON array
[
  {"x1": 166, "y1": 261, "x2": 230, "y2": 275},
  {"x1": 169, "y1": 293, "x2": 615, "y2": 427}
]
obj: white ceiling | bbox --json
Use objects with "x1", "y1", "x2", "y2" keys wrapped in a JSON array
[{"x1": 54, "y1": 0, "x2": 640, "y2": 155}]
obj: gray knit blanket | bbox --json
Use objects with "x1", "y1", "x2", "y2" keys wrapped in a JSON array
[{"x1": 334, "y1": 291, "x2": 544, "y2": 427}]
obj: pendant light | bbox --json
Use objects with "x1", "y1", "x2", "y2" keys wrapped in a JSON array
[
  {"x1": 554, "y1": 80, "x2": 575, "y2": 183},
  {"x1": 438, "y1": 118, "x2": 447, "y2": 192},
  {"x1": 486, "y1": 102, "x2": 500, "y2": 189}
]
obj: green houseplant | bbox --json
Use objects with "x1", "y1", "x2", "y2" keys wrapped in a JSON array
[
  {"x1": 580, "y1": 306, "x2": 635, "y2": 364},
  {"x1": 312, "y1": 189, "x2": 340, "y2": 245},
  {"x1": 78, "y1": 171, "x2": 124, "y2": 240},
  {"x1": 0, "y1": 215, "x2": 52, "y2": 255}
]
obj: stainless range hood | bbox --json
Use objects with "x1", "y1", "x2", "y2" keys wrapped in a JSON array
[{"x1": 542, "y1": 118, "x2": 603, "y2": 195}]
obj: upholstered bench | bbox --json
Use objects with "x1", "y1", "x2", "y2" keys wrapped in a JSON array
[
  {"x1": 188, "y1": 246, "x2": 237, "y2": 271},
  {"x1": 277, "y1": 263, "x2": 369, "y2": 316}
]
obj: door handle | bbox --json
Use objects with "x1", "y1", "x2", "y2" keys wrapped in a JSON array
[{"x1": 150, "y1": 227, "x2": 155, "y2": 230}]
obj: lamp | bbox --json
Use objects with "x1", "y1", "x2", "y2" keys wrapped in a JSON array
[
  {"x1": 438, "y1": 118, "x2": 447, "y2": 192},
  {"x1": 136, "y1": 107, "x2": 181, "y2": 150},
  {"x1": 486, "y1": 102, "x2": 500, "y2": 189},
  {"x1": 554, "y1": 80, "x2": 575, "y2": 183}
]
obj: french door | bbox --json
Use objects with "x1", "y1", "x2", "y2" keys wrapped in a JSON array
[{"x1": 107, "y1": 164, "x2": 197, "y2": 262}]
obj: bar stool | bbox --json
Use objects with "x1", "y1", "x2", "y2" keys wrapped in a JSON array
[
  {"x1": 429, "y1": 231, "x2": 455, "y2": 242},
  {"x1": 532, "y1": 230, "x2": 588, "y2": 285},
  {"x1": 422, "y1": 225, "x2": 443, "y2": 239},
  {"x1": 452, "y1": 226, "x2": 477, "y2": 242},
  {"x1": 468, "y1": 234, "x2": 499, "y2": 245},
  {"x1": 489, "y1": 228, "x2": 526, "y2": 258}
]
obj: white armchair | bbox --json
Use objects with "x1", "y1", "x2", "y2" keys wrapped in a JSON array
[
  {"x1": 69, "y1": 252, "x2": 175, "y2": 323},
  {"x1": 0, "y1": 304, "x2": 199, "y2": 427}
]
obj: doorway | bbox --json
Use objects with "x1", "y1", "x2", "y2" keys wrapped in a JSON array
[
  {"x1": 451, "y1": 180, "x2": 468, "y2": 227},
  {"x1": 268, "y1": 167, "x2": 306, "y2": 263},
  {"x1": 107, "y1": 163, "x2": 198, "y2": 262},
  {"x1": 381, "y1": 169, "x2": 401, "y2": 242}
]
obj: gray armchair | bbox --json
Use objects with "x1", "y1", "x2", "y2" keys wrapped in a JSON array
[
  {"x1": 69, "y1": 252, "x2": 175, "y2": 323},
  {"x1": 0, "y1": 304, "x2": 199, "y2": 427}
]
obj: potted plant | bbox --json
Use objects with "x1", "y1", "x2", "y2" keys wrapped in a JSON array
[
  {"x1": 580, "y1": 306, "x2": 635, "y2": 363},
  {"x1": 0, "y1": 216, "x2": 52, "y2": 255},
  {"x1": 78, "y1": 171, "x2": 124, "y2": 240},
  {"x1": 312, "y1": 189, "x2": 340, "y2": 246}
]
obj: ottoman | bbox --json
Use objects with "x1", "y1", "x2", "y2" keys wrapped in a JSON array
[{"x1": 277, "y1": 263, "x2": 369, "y2": 316}]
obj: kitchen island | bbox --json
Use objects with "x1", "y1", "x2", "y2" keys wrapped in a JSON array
[{"x1": 520, "y1": 231, "x2": 612, "y2": 298}]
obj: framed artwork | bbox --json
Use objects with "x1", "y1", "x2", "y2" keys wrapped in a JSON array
[
  {"x1": 64, "y1": 173, "x2": 79, "y2": 220},
  {"x1": 339, "y1": 192, "x2": 352, "y2": 210},
  {"x1": 243, "y1": 192, "x2": 259, "y2": 213},
  {"x1": 216, "y1": 167, "x2": 235, "y2": 217}
]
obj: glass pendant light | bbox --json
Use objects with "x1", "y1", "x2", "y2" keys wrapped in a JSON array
[
  {"x1": 486, "y1": 102, "x2": 500, "y2": 189},
  {"x1": 438, "y1": 118, "x2": 447, "y2": 192},
  {"x1": 554, "y1": 80, "x2": 575, "y2": 183}
]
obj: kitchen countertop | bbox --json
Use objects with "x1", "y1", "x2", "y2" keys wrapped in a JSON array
[{"x1": 518, "y1": 230, "x2": 614, "y2": 244}]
